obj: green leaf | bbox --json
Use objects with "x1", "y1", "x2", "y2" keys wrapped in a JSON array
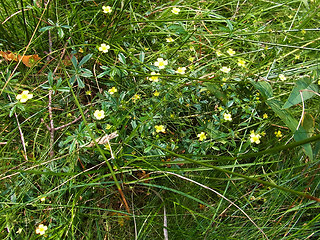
[
  {"x1": 294, "y1": 127, "x2": 313, "y2": 160},
  {"x1": 118, "y1": 53, "x2": 126, "y2": 64},
  {"x1": 78, "y1": 54, "x2": 93, "y2": 67},
  {"x1": 250, "y1": 80, "x2": 273, "y2": 99},
  {"x1": 39, "y1": 26, "x2": 54, "y2": 32},
  {"x1": 76, "y1": 76, "x2": 85, "y2": 88},
  {"x1": 71, "y1": 56, "x2": 78, "y2": 68},
  {"x1": 57, "y1": 28, "x2": 64, "y2": 38},
  {"x1": 204, "y1": 82, "x2": 227, "y2": 105},
  {"x1": 139, "y1": 51, "x2": 145, "y2": 63},
  {"x1": 283, "y1": 78, "x2": 318, "y2": 109}
]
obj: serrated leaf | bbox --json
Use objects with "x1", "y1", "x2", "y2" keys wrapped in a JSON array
[{"x1": 283, "y1": 78, "x2": 318, "y2": 109}]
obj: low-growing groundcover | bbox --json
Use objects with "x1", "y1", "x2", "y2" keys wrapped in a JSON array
[{"x1": 1, "y1": 0, "x2": 320, "y2": 239}]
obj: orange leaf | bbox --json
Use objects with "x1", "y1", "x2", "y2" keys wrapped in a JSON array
[{"x1": 0, "y1": 50, "x2": 41, "y2": 67}]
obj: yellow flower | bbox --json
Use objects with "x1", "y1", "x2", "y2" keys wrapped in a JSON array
[
  {"x1": 175, "y1": 67, "x2": 186, "y2": 74},
  {"x1": 132, "y1": 94, "x2": 140, "y2": 102},
  {"x1": 16, "y1": 90, "x2": 33, "y2": 103},
  {"x1": 188, "y1": 56, "x2": 195, "y2": 62},
  {"x1": 250, "y1": 130, "x2": 261, "y2": 144},
  {"x1": 220, "y1": 66, "x2": 231, "y2": 73},
  {"x1": 78, "y1": 48, "x2": 84, "y2": 53},
  {"x1": 108, "y1": 87, "x2": 117, "y2": 94},
  {"x1": 274, "y1": 130, "x2": 282, "y2": 138},
  {"x1": 148, "y1": 72, "x2": 160, "y2": 82},
  {"x1": 218, "y1": 106, "x2": 224, "y2": 111},
  {"x1": 40, "y1": 197, "x2": 46, "y2": 202},
  {"x1": 102, "y1": 6, "x2": 112, "y2": 14},
  {"x1": 171, "y1": 7, "x2": 180, "y2": 14},
  {"x1": 98, "y1": 43, "x2": 110, "y2": 53},
  {"x1": 197, "y1": 132, "x2": 207, "y2": 141},
  {"x1": 155, "y1": 125, "x2": 165, "y2": 133},
  {"x1": 154, "y1": 58, "x2": 168, "y2": 69},
  {"x1": 153, "y1": 91, "x2": 160, "y2": 96},
  {"x1": 263, "y1": 113, "x2": 268, "y2": 119},
  {"x1": 106, "y1": 124, "x2": 112, "y2": 130},
  {"x1": 238, "y1": 59, "x2": 246, "y2": 67},
  {"x1": 223, "y1": 113, "x2": 232, "y2": 121},
  {"x1": 85, "y1": 90, "x2": 92, "y2": 95},
  {"x1": 216, "y1": 50, "x2": 223, "y2": 56},
  {"x1": 279, "y1": 74, "x2": 286, "y2": 81},
  {"x1": 166, "y1": 37, "x2": 174, "y2": 42},
  {"x1": 35, "y1": 224, "x2": 48, "y2": 235},
  {"x1": 227, "y1": 48, "x2": 235, "y2": 56},
  {"x1": 94, "y1": 110, "x2": 105, "y2": 120}
]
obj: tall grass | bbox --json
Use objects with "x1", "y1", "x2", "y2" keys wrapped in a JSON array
[{"x1": 0, "y1": 0, "x2": 320, "y2": 239}]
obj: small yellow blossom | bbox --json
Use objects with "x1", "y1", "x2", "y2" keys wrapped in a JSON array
[
  {"x1": 223, "y1": 113, "x2": 232, "y2": 121},
  {"x1": 148, "y1": 72, "x2": 160, "y2": 82},
  {"x1": 94, "y1": 110, "x2": 105, "y2": 120},
  {"x1": 171, "y1": 7, "x2": 180, "y2": 14},
  {"x1": 175, "y1": 67, "x2": 186, "y2": 74},
  {"x1": 218, "y1": 106, "x2": 224, "y2": 111},
  {"x1": 220, "y1": 66, "x2": 231, "y2": 73},
  {"x1": 102, "y1": 6, "x2": 112, "y2": 14},
  {"x1": 85, "y1": 90, "x2": 91, "y2": 95},
  {"x1": 227, "y1": 48, "x2": 235, "y2": 56},
  {"x1": 78, "y1": 48, "x2": 84, "y2": 53},
  {"x1": 216, "y1": 50, "x2": 223, "y2": 56},
  {"x1": 197, "y1": 132, "x2": 207, "y2": 141},
  {"x1": 274, "y1": 130, "x2": 282, "y2": 138},
  {"x1": 132, "y1": 94, "x2": 140, "y2": 102},
  {"x1": 106, "y1": 124, "x2": 112, "y2": 130},
  {"x1": 35, "y1": 224, "x2": 48, "y2": 235},
  {"x1": 238, "y1": 59, "x2": 246, "y2": 67},
  {"x1": 250, "y1": 130, "x2": 261, "y2": 144},
  {"x1": 279, "y1": 74, "x2": 286, "y2": 81},
  {"x1": 108, "y1": 87, "x2": 117, "y2": 94},
  {"x1": 263, "y1": 113, "x2": 268, "y2": 119},
  {"x1": 166, "y1": 37, "x2": 174, "y2": 42},
  {"x1": 188, "y1": 56, "x2": 195, "y2": 62},
  {"x1": 301, "y1": 29, "x2": 306, "y2": 35},
  {"x1": 154, "y1": 58, "x2": 168, "y2": 69},
  {"x1": 40, "y1": 197, "x2": 46, "y2": 202},
  {"x1": 153, "y1": 91, "x2": 160, "y2": 96},
  {"x1": 295, "y1": 55, "x2": 300, "y2": 60},
  {"x1": 155, "y1": 125, "x2": 165, "y2": 133},
  {"x1": 99, "y1": 43, "x2": 110, "y2": 53},
  {"x1": 16, "y1": 90, "x2": 33, "y2": 103}
]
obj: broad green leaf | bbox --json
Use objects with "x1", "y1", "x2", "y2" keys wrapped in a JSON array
[
  {"x1": 250, "y1": 80, "x2": 273, "y2": 99},
  {"x1": 283, "y1": 78, "x2": 318, "y2": 109},
  {"x1": 294, "y1": 127, "x2": 313, "y2": 160}
]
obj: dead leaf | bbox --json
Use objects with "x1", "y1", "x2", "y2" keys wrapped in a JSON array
[
  {"x1": 0, "y1": 51, "x2": 41, "y2": 67},
  {"x1": 87, "y1": 132, "x2": 119, "y2": 147}
]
